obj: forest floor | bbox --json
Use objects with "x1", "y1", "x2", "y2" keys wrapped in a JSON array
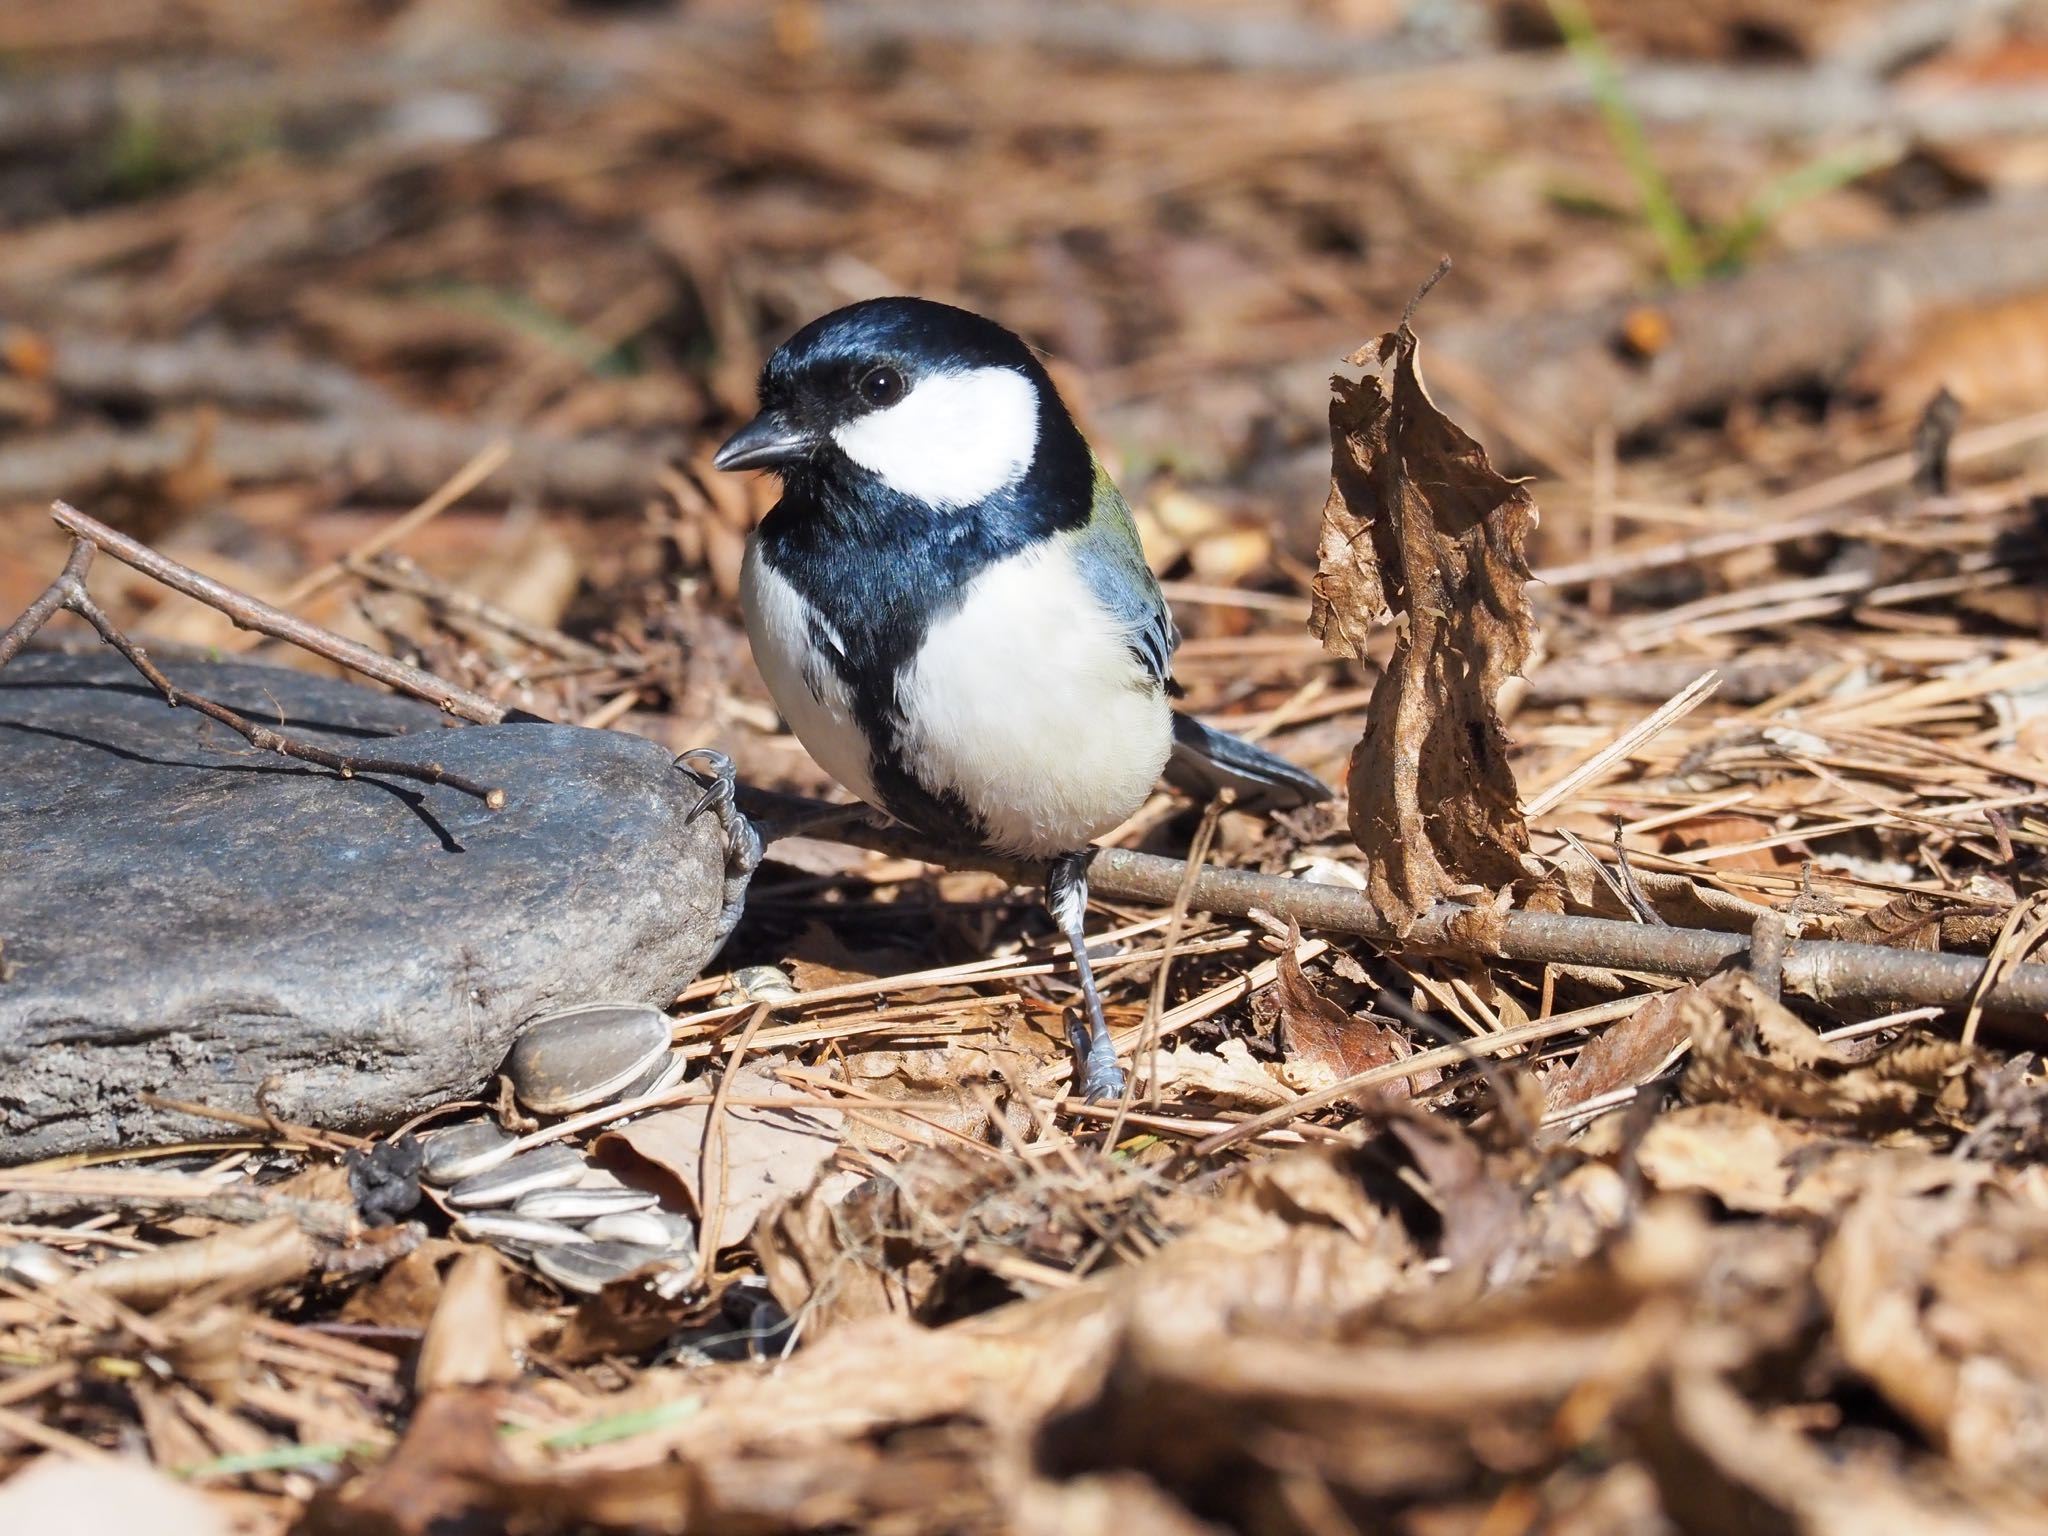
[{"x1": 6, "y1": 2, "x2": 2048, "y2": 1532}]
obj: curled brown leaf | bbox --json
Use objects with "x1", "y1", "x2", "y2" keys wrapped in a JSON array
[{"x1": 1311, "y1": 314, "x2": 1539, "y2": 932}]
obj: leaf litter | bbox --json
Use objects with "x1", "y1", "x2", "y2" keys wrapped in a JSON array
[{"x1": 10, "y1": 6, "x2": 2048, "y2": 1533}]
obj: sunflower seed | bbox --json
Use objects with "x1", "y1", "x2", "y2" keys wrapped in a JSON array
[
  {"x1": 534, "y1": 1240, "x2": 674, "y2": 1295},
  {"x1": 454, "y1": 1212, "x2": 591, "y2": 1247},
  {"x1": 514, "y1": 1185, "x2": 658, "y2": 1221},
  {"x1": 420, "y1": 1119, "x2": 518, "y2": 1184},
  {"x1": 444, "y1": 1143, "x2": 586, "y2": 1208},
  {"x1": 0, "y1": 1242, "x2": 72, "y2": 1287},
  {"x1": 713, "y1": 964, "x2": 799, "y2": 1007},
  {"x1": 582, "y1": 1209, "x2": 697, "y2": 1253},
  {"x1": 506, "y1": 1003, "x2": 671, "y2": 1116},
  {"x1": 617, "y1": 1048, "x2": 688, "y2": 1103}
]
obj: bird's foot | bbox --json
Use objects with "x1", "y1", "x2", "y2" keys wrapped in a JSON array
[
  {"x1": 1065, "y1": 1008, "x2": 1126, "y2": 1103},
  {"x1": 675, "y1": 748, "x2": 763, "y2": 949}
]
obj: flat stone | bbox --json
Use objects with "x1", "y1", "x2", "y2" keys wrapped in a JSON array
[{"x1": 0, "y1": 649, "x2": 737, "y2": 1161}]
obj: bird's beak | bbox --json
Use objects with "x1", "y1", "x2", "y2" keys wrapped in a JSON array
[{"x1": 713, "y1": 410, "x2": 816, "y2": 473}]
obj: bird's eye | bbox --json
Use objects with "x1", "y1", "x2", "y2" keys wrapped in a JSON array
[{"x1": 858, "y1": 366, "x2": 904, "y2": 408}]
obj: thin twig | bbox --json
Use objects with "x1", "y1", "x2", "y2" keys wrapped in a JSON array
[
  {"x1": 736, "y1": 786, "x2": 2048, "y2": 1028},
  {"x1": 348, "y1": 552, "x2": 614, "y2": 665},
  {"x1": 0, "y1": 528, "x2": 508, "y2": 807},
  {"x1": 694, "y1": 1002, "x2": 773, "y2": 1285},
  {"x1": 1106, "y1": 796, "x2": 1225, "y2": 1148},
  {"x1": 49, "y1": 501, "x2": 514, "y2": 726},
  {"x1": 1523, "y1": 670, "x2": 1720, "y2": 816},
  {"x1": 272, "y1": 438, "x2": 513, "y2": 612}
]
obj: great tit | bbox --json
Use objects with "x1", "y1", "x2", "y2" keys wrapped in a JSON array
[{"x1": 715, "y1": 297, "x2": 1330, "y2": 1100}]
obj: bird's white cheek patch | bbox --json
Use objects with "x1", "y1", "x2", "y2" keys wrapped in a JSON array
[{"x1": 831, "y1": 366, "x2": 1040, "y2": 509}]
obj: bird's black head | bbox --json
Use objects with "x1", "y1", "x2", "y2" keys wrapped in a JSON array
[{"x1": 713, "y1": 297, "x2": 1089, "y2": 517}]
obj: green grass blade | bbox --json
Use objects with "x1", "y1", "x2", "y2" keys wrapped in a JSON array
[{"x1": 1547, "y1": 0, "x2": 1704, "y2": 287}]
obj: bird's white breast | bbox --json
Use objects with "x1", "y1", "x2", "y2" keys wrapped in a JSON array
[
  {"x1": 739, "y1": 543, "x2": 879, "y2": 806},
  {"x1": 898, "y1": 536, "x2": 1171, "y2": 858},
  {"x1": 831, "y1": 365, "x2": 1039, "y2": 510}
]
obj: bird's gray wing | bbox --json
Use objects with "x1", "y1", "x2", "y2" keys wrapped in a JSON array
[
  {"x1": 1067, "y1": 456, "x2": 1179, "y2": 690},
  {"x1": 1068, "y1": 457, "x2": 1332, "y2": 812}
]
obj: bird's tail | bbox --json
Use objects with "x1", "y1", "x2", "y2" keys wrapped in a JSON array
[{"x1": 1163, "y1": 712, "x2": 1333, "y2": 814}]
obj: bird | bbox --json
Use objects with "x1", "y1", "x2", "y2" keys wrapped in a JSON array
[{"x1": 714, "y1": 296, "x2": 1330, "y2": 1101}]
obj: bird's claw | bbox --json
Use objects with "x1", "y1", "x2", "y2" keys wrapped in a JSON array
[
  {"x1": 674, "y1": 748, "x2": 763, "y2": 950},
  {"x1": 1065, "y1": 1008, "x2": 1126, "y2": 1103},
  {"x1": 677, "y1": 748, "x2": 739, "y2": 822}
]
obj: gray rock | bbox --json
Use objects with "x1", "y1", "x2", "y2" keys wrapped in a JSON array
[{"x1": 0, "y1": 649, "x2": 739, "y2": 1161}]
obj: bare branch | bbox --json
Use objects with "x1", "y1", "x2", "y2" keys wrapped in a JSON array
[
  {"x1": 0, "y1": 525, "x2": 507, "y2": 808},
  {"x1": 738, "y1": 785, "x2": 2048, "y2": 1032},
  {"x1": 50, "y1": 501, "x2": 511, "y2": 726}
]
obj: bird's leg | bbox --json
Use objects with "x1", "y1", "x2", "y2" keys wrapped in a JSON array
[
  {"x1": 1048, "y1": 848, "x2": 1125, "y2": 1102},
  {"x1": 675, "y1": 749, "x2": 763, "y2": 952}
]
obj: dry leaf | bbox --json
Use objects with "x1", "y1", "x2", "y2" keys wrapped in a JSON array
[
  {"x1": 416, "y1": 1250, "x2": 514, "y2": 1391},
  {"x1": 1386, "y1": 1116, "x2": 1527, "y2": 1284},
  {"x1": 339, "y1": 1238, "x2": 467, "y2": 1331},
  {"x1": 1268, "y1": 934, "x2": 1413, "y2": 1101},
  {"x1": 1147, "y1": 1037, "x2": 1294, "y2": 1111},
  {"x1": 0, "y1": 1455, "x2": 234, "y2": 1536},
  {"x1": 1631, "y1": 1103, "x2": 1979, "y2": 1217},
  {"x1": 758, "y1": 1145, "x2": 1180, "y2": 1332},
  {"x1": 1852, "y1": 288, "x2": 2048, "y2": 424},
  {"x1": 1659, "y1": 811, "x2": 1803, "y2": 872},
  {"x1": 1831, "y1": 891, "x2": 1958, "y2": 952},
  {"x1": 1632, "y1": 1355, "x2": 2015, "y2": 1536},
  {"x1": 70, "y1": 1214, "x2": 314, "y2": 1309},
  {"x1": 838, "y1": 1040, "x2": 1034, "y2": 1159},
  {"x1": 755, "y1": 1148, "x2": 1007, "y2": 1330},
  {"x1": 596, "y1": 1057, "x2": 846, "y2": 1245},
  {"x1": 1681, "y1": 971, "x2": 1985, "y2": 1129},
  {"x1": 1311, "y1": 316, "x2": 1538, "y2": 931},
  {"x1": 1545, "y1": 986, "x2": 1691, "y2": 1114},
  {"x1": 1816, "y1": 1190, "x2": 1964, "y2": 1451}
]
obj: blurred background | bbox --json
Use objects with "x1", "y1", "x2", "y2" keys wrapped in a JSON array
[{"x1": 3, "y1": 0, "x2": 2047, "y2": 796}]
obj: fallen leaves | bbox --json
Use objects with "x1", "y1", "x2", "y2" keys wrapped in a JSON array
[
  {"x1": 1269, "y1": 936, "x2": 1413, "y2": 1099},
  {"x1": 70, "y1": 1214, "x2": 316, "y2": 1309},
  {"x1": 595, "y1": 1058, "x2": 847, "y2": 1248},
  {"x1": 1311, "y1": 306, "x2": 1539, "y2": 931},
  {"x1": 1681, "y1": 970, "x2": 1983, "y2": 1128},
  {"x1": 1545, "y1": 985, "x2": 1691, "y2": 1114},
  {"x1": 0, "y1": 1455, "x2": 234, "y2": 1536}
]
